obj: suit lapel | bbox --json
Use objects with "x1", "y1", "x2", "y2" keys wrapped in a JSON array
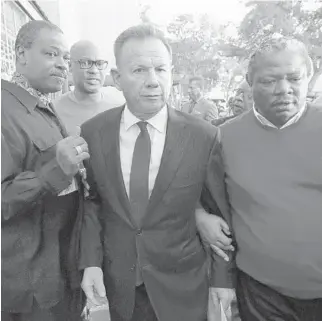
[
  {"x1": 146, "y1": 107, "x2": 190, "y2": 216},
  {"x1": 99, "y1": 107, "x2": 135, "y2": 227}
]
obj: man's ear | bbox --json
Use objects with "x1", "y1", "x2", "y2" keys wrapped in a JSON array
[
  {"x1": 111, "y1": 68, "x2": 122, "y2": 91},
  {"x1": 246, "y1": 73, "x2": 252, "y2": 87},
  {"x1": 16, "y1": 46, "x2": 27, "y2": 65},
  {"x1": 68, "y1": 60, "x2": 73, "y2": 72}
]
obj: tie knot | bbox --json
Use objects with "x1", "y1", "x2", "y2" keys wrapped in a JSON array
[{"x1": 137, "y1": 121, "x2": 148, "y2": 132}]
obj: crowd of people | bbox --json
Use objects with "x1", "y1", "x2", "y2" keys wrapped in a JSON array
[{"x1": 1, "y1": 19, "x2": 322, "y2": 321}]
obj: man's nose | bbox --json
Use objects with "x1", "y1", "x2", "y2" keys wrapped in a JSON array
[
  {"x1": 275, "y1": 79, "x2": 292, "y2": 95},
  {"x1": 55, "y1": 56, "x2": 68, "y2": 71},
  {"x1": 87, "y1": 63, "x2": 99, "y2": 74},
  {"x1": 145, "y1": 70, "x2": 159, "y2": 87}
]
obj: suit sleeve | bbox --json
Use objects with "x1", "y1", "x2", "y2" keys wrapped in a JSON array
[
  {"x1": 78, "y1": 129, "x2": 103, "y2": 270},
  {"x1": 200, "y1": 128, "x2": 236, "y2": 288}
]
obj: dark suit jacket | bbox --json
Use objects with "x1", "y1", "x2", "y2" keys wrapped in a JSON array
[
  {"x1": 79, "y1": 106, "x2": 234, "y2": 321},
  {"x1": 1, "y1": 80, "x2": 82, "y2": 314}
]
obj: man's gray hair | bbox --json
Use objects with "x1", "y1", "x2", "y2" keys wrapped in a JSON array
[
  {"x1": 15, "y1": 20, "x2": 63, "y2": 54},
  {"x1": 114, "y1": 24, "x2": 172, "y2": 65},
  {"x1": 247, "y1": 37, "x2": 313, "y2": 85}
]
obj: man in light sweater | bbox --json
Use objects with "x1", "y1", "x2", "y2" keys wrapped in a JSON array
[
  {"x1": 55, "y1": 41, "x2": 122, "y2": 135},
  {"x1": 198, "y1": 38, "x2": 322, "y2": 320}
]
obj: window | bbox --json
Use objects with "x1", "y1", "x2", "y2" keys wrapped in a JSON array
[{"x1": 1, "y1": 1, "x2": 29, "y2": 79}]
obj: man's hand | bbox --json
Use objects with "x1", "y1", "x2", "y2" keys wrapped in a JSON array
[
  {"x1": 81, "y1": 267, "x2": 107, "y2": 306},
  {"x1": 209, "y1": 287, "x2": 236, "y2": 320},
  {"x1": 56, "y1": 136, "x2": 89, "y2": 176},
  {"x1": 195, "y1": 209, "x2": 234, "y2": 261}
]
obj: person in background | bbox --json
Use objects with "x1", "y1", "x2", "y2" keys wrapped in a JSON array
[
  {"x1": 78, "y1": 24, "x2": 234, "y2": 321},
  {"x1": 212, "y1": 81, "x2": 253, "y2": 126},
  {"x1": 216, "y1": 99, "x2": 227, "y2": 117},
  {"x1": 1, "y1": 20, "x2": 89, "y2": 321},
  {"x1": 235, "y1": 81, "x2": 253, "y2": 112},
  {"x1": 54, "y1": 40, "x2": 115, "y2": 135},
  {"x1": 198, "y1": 37, "x2": 322, "y2": 321},
  {"x1": 181, "y1": 76, "x2": 218, "y2": 122}
]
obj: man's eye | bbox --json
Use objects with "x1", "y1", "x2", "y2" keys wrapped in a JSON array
[
  {"x1": 46, "y1": 52, "x2": 57, "y2": 57},
  {"x1": 156, "y1": 68, "x2": 166, "y2": 72},
  {"x1": 80, "y1": 60, "x2": 91, "y2": 67},
  {"x1": 262, "y1": 79, "x2": 275, "y2": 84},
  {"x1": 96, "y1": 61, "x2": 105, "y2": 67},
  {"x1": 289, "y1": 77, "x2": 301, "y2": 82},
  {"x1": 134, "y1": 68, "x2": 144, "y2": 73}
]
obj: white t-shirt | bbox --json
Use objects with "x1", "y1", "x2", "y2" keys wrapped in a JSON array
[{"x1": 54, "y1": 91, "x2": 124, "y2": 135}]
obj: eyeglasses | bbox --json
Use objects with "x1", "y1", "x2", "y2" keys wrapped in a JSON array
[{"x1": 74, "y1": 59, "x2": 108, "y2": 70}]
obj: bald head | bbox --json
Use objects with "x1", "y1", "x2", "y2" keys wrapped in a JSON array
[
  {"x1": 70, "y1": 40, "x2": 101, "y2": 60},
  {"x1": 70, "y1": 40, "x2": 108, "y2": 94}
]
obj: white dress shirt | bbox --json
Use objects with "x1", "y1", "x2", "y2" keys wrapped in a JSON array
[
  {"x1": 253, "y1": 104, "x2": 307, "y2": 129},
  {"x1": 120, "y1": 105, "x2": 168, "y2": 197}
]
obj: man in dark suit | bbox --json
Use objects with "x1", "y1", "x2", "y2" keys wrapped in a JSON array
[
  {"x1": 1, "y1": 20, "x2": 89, "y2": 321},
  {"x1": 80, "y1": 24, "x2": 235, "y2": 321}
]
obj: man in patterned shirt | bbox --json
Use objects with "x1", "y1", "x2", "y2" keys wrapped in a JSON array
[{"x1": 1, "y1": 20, "x2": 89, "y2": 321}]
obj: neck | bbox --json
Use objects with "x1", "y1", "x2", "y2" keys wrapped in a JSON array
[
  {"x1": 127, "y1": 104, "x2": 164, "y2": 121},
  {"x1": 74, "y1": 87, "x2": 102, "y2": 103}
]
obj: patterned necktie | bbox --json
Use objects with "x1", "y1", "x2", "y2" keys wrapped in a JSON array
[{"x1": 129, "y1": 121, "x2": 151, "y2": 226}]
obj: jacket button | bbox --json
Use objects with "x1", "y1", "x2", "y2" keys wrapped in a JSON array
[
  {"x1": 130, "y1": 264, "x2": 136, "y2": 271},
  {"x1": 137, "y1": 229, "x2": 142, "y2": 236}
]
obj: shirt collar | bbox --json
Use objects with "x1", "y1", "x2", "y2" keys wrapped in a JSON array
[
  {"x1": 10, "y1": 72, "x2": 51, "y2": 108},
  {"x1": 253, "y1": 103, "x2": 307, "y2": 129},
  {"x1": 123, "y1": 104, "x2": 168, "y2": 133}
]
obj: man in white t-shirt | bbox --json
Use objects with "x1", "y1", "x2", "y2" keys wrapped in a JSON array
[{"x1": 55, "y1": 40, "x2": 123, "y2": 135}]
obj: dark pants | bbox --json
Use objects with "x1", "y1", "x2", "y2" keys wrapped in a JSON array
[
  {"x1": 1, "y1": 289, "x2": 83, "y2": 321},
  {"x1": 111, "y1": 284, "x2": 158, "y2": 321},
  {"x1": 237, "y1": 269, "x2": 322, "y2": 321},
  {"x1": 1, "y1": 299, "x2": 69, "y2": 321}
]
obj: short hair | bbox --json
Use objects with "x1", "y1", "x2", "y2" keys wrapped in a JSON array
[
  {"x1": 188, "y1": 76, "x2": 204, "y2": 89},
  {"x1": 15, "y1": 20, "x2": 63, "y2": 54},
  {"x1": 247, "y1": 37, "x2": 313, "y2": 85},
  {"x1": 114, "y1": 24, "x2": 172, "y2": 65}
]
